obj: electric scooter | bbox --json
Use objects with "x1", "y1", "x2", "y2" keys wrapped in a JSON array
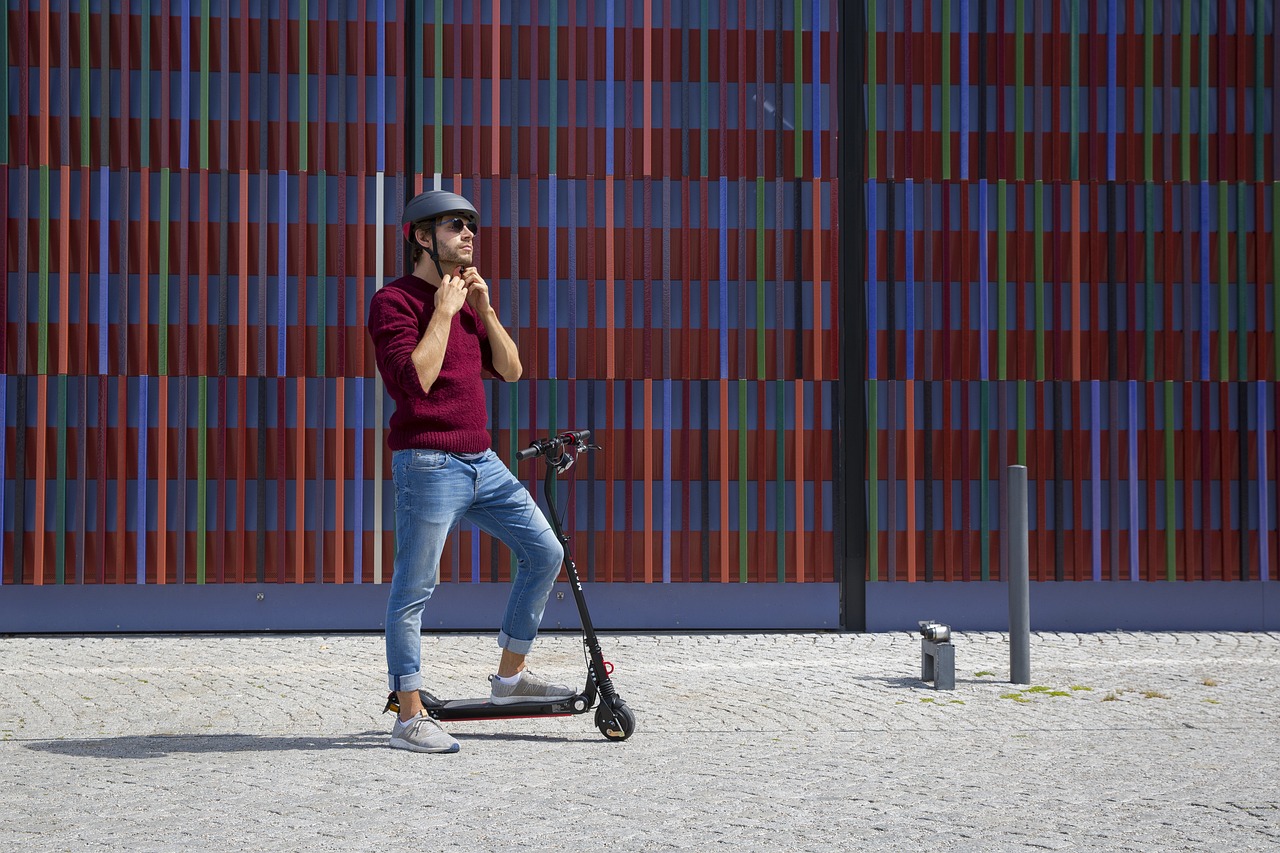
[{"x1": 383, "y1": 430, "x2": 636, "y2": 742}]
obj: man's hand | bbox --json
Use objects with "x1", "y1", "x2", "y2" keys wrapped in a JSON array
[
  {"x1": 461, "y1": 267, "x2": 493, "y2": 314},
  {"x1": 435, "y1": 267, "x2": 469, "y2": 318}
]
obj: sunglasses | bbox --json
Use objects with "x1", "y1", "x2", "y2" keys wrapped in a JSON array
[{"x1": 438, "y1": 216, "x2": 477, "y2": 235}]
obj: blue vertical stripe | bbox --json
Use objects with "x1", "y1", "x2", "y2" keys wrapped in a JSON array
[
  {"x1": 905, "y1": 179, "x2": 915, "y2": 378},
  {"x1": 99, "y1": 168, "x2": 110, "y2": 373},
  {"x1": 1260, "y1": 381, "x2": 1271, "y2": 582},
  {"x1": 959, "y1": 0, "x2": 969, "y2": 180},
  {"x1": 1128, "y1": 380, "x2": 1139, "y2": 581},
  {"x1": 1091, "y1": 380, "x2": 1102, "y2": 581},
  {"x1": 867, "y1": 180, "x2": 878, "y2": 379},
  {"x1": 979, "y1": 179, "x2": 989, "y2": 380},
  {"x1": 568, "y1": 179, "x2": 577, "y2": 379},
  {"x1": 136, "y1": 377, "x2": 149, "y2": 585}
]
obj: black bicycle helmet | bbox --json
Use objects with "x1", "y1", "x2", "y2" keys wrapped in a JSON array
[{"x1": 401, "y1": 189, "x2": 480, "y2": 277}]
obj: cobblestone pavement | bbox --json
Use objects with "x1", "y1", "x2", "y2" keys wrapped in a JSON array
[{"x1": 3, "y1": 631, "x2": 1279, "y2": 851}]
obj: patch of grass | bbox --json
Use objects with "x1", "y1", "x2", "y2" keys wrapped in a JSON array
[
  {"x1": 1202, "y1": 678, "x2": 1219, "y2": 687},
  {"x1": 1102, "y1": 692, "x2": 1120, "y2": 702},
  {"x1": 1070, "y1": 685, "x2": 1092, "y2": 692},
  {"x1": 999, "y1": 692, "x2": 1032, "y2": 703},
  {"x1": 920, "y1": 697, "x2": 936, "y2": 704},
  {"x1": 950, "y1": 700, "x2": 966, "y2": 705},
  {"x1": 1142, "y1": 690, "x2": 1169, "y2": 699},
  {"x1": 1204, "y1": 699, "x2": 1221, "y2": 705},
  {"x1": 1047, "y1": 690, "x2": 1072, "y2": 697},
  {"x1": 1025, "y1": 686, "x2": 1053, "y2": 693},
  {"x1": 974, "y1": 671, "x2": 996, "y2": 678}
]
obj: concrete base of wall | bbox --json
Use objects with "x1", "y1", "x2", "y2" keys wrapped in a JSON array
[
  {"x1": 1, "y1": 581, "x2": 1275, "y2": 633},
  {"x1": 866, "y1": 580, "x2": 1280, "y2": 632}
]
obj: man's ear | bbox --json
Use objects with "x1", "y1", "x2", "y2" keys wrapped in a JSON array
[{"x1": 414, "y1": 222, "x2": 434, "y2": 252}]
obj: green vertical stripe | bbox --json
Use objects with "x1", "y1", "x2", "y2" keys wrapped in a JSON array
[
  {"x1": 201, "y1": 0, "x2": 211, "y2": 170},
  {"x1": 1198, "y1": 0, "x2": 1209, "y2": 181},
  {"x1": 56, "y1": 377, "x2": 68, "y2": 584},
  {"x1": 549, "y1": 0, "x2": 558, "y2": 175},
  {"x1": 756, "y1": 178, "x2": 766, "y2": 378},
  {"x1": 1143, "y1": 0, "x2": 1153, "y2": 182},
  {"x1": 1014, "y1": 0, "x2": 1024, "y2": 180},
  {"x1": 1034, "y1": 181, "x2": 1045, "y2": 380},
  {"x1": 1218, "y1": 182, "x2": 1229, "y2": 380},
  {"x1": 434, "y1": 0, "x2": 443, "y2": 174},
  {"x1": 738, "y1": 380, "x2": 748, "y2": 583},
  {"x1": 197, "y1": 377, "x2": 207, "y2": 583},
  {"x1": 941, "y1": 0, "x2": 951, "y2": 180},
  {"x1": 1180, "y1": 0, "x2": 1191, "y2": 181},
  {"x1": 1145, "y1": 182, "x2": 1156, "y2": 379},
  {"x1": 867, "y1": 0, "x2": 877, "y2": 179},
  {"x1": 793, "y1": 0, "x2": 803, "y2": 178},
  {"x1": 1017, "y1": 380, "x2": 1027, "y2": 465},
  {"x1": 1069, "y1": 0, "x2": 1079, "y2": 180},
  {"x1": 1237, "y1": 183, "x2": 1248, "y2": 381},
  {"x1": 997, "y1": 181, "x2": 1008, "y2": 378},
  {"x1": 1163, "y1": 381, "x2": 1176, "y2": 581},
  {"x1": 980, "y1": 382, "x2": 990, "y2": 580},
  {"x1": 159, "y1": 169, "x2": 170, "y2": 375},
  {"x1": 140, "y1": 1, "x2": 150, "y2": 167},
  {"x1": 776, "y1": 381, "x2": 785, "y2": 582},
  {"x1": 867, "y1": 380, "x2": 878, "y2": 581},
  {"x1": 39, "y1": 166, "x2": 50, "y2": 374},
  {"x1": 81, "y1": 0, "x2": 90, "y2": 165},
  {"x1": 317, "y1": 174, "x2": 327, "y2": 375},
  {"x1": 298, "y1": 0, "x2": 307, "y2": 172}
]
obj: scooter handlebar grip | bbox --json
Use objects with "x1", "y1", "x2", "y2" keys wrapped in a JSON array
[
  {"x1": 515, "y1": 444, "x2": 540, "y2": 462},
  {"x1": 567, "y1": 429, "x2": 592, "y2": 443}
]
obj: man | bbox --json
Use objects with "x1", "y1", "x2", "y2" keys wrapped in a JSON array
[{"x1": 367, "y1": 189, "x2": 573, "y2": 754}]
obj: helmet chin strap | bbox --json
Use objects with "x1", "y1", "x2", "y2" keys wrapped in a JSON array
[{"x1": 420, "y1": 224, "x2": 447, "y2": 281}]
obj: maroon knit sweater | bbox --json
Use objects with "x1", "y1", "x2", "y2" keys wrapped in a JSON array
[{"x1": 367, "y1": 274, "x2": 497, "y2": 452}]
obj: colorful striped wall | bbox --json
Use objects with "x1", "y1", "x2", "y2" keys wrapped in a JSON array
[
  {"x1": 2, "y1": 2, "x2": 836, "y2": 590},
  {"x1": 868, "y1": 1, "x2": 1278, "y2": 583}
]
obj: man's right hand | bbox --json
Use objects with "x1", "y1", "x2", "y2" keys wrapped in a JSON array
[{"x1": 435, "y1": 267, "x2": 469, "y2": 317}]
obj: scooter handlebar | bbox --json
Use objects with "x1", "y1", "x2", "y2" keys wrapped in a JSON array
[{"x1": 515, "y1": 430, "x2": 594, "y2": 462}]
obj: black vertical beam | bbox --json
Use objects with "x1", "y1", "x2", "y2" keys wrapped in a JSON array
[{"x1": 837, "y1": 0, "x2": 868, "y2": 630}]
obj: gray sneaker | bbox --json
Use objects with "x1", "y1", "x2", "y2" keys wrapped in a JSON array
[
  {"x1": 488, "y1": 670, "x2": 576, "y2": 705},
  {"x1": 389, "y1": 712, "x2": 460, "y2": 754}
]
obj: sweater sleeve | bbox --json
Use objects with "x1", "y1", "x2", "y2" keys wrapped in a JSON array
[
  {"x1": 472, "y1": 306, "x2": 498, "y2": 378},
  {"x1": 368, "y1": 290, "x2": 425, "y2": 397}
]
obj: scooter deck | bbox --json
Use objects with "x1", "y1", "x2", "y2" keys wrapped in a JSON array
[{"x1": 412, "y1": 689, "x2": 591, "y2": 721}]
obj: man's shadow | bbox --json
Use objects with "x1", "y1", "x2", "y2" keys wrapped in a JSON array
[{"x1": 24, "y1": 730, "x2": 582, "y2": 758}]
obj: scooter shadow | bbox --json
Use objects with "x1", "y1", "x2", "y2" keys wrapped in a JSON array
[{"x1": 23, "y1": 731, "x2": 389, "y2": 759}]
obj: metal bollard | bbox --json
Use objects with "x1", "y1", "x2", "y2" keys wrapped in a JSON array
[
  {"x1": 1007, "y1": 465, "x2": 1031, "y2": 684},
  {"x1": 918, "y1": 621, "x2": 955, "y2": 690}
]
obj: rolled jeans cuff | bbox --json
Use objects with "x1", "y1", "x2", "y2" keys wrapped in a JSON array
[
  {"x1": 389, "y1": 671, "x2": 423, "y2": 692},
  {"x1": 497, "y1": 630, "x2": 535, "y2": 655}
]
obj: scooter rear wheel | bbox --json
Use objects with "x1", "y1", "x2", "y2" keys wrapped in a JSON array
[{"x1": 595, "y1": 702, "x2": 635, "y2": 741}]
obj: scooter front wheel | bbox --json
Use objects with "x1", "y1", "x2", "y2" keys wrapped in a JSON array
[{"x1": 594, "y1": 702, "x2": 635, "y2": 741}]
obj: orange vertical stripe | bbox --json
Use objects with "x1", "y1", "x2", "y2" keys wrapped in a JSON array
[
  {"x1": 1071, "y1": 180, "x2": 1081, "y2": 380},
  {"x1": 905, "y1": 379, "x2": 917, "y2": 582},
  {"x1": 794, "y1": 380, "x2": 805, "y2": 583}
]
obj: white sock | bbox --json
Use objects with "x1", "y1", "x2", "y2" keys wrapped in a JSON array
[{"x1": 493, "y1": 672, "x2": 522, "y2": 685}]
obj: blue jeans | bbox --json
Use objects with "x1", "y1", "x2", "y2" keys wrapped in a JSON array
[{"x1": 385, "y1": 448, "x2": 565, "y2": 692}]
